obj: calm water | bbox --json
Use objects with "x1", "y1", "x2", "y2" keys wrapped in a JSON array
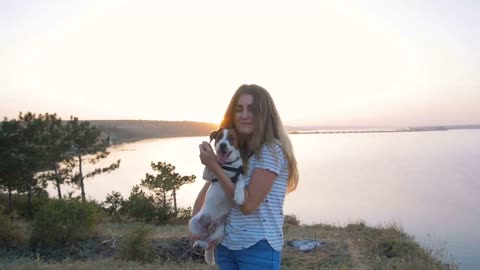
[{"x1": 49, "y1": 130, "x2": 480, "y2": 269}]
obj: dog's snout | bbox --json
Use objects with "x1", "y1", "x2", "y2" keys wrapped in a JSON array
[{"x1": 220, "y1": 143, "x2": 227, "y2": 151}]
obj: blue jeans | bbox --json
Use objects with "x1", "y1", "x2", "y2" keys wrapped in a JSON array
[{"x1": 214, "y1": 239, "x2": 281, "y2": 270}]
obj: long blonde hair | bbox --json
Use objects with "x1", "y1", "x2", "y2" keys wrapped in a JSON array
[{"x1": 220, "y1": 84, "x2": 299, "y2": 193}]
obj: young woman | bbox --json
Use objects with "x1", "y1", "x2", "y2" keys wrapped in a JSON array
[{"x1": 194, "y1": 84, "x2": 299, "y2": 269}]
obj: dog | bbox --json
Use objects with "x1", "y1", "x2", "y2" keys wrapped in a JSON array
[{"x1": 188, "y1": 128, "x2": 246, "y2": 265}]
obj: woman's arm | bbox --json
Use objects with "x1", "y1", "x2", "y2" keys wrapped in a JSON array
[
  {"x1": 239, "y1": 168, "x2": 276, "y2": 215},
  {"x1": 199, "y1": 141, "x2": 277, "y2": 215},
  {"x1": 209, "y1": 165, "x2": 277, "y2": 215}
]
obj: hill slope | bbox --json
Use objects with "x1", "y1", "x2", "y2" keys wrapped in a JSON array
[{"x1": 90, "y1": 120, "x2": 218, "y2": 145}]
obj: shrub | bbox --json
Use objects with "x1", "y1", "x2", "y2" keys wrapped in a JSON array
[
  {"x1": 30, "y1": 199, "x2": 98, "y2": 248},
  {"x1": 0, "y1": 212, "x2": 25, "y2": 248},
  {"x1": 102, "y1": 191, "x2": 124, "y2": 215},
  {"x1": 168, "y1": 207, "x2": 192, "y2": 225},
  {"x1": 155, "y1": 205, "x2": 171, "y2": 225},
  {"x1": 176, "y1": 206, "x2": 192, "y2": 224},
  {"x1": 125, "y1": 191, "x2": 157, "y2": 223},
  {"x1": 123, "y1": 185, "x2": 178, "y2": 225},
  {"x1": 119, "y1": 225, "x2": 155, "y2": 263},
  {"x1": 0, "y1": 213, "x2": 14, "y2": 245},
  {"x1": 284, "y1": 214, "x2": 301, "y2": 226},
  {"x1": 111, "y1": 211, "x2": 123, "y2": 223},
  {"x1": 1, "y1": 193, "x2": 49, "y2": 219},
  {"x1": 375, "y1": 238, "x2": 420, "y2": 258},
  {"x1": 124, "y1": 185, "x2": 163, "y2": 223}
]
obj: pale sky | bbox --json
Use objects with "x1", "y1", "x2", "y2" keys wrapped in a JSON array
[{"x1": 2, "y1": 0, "x2": 479, "y2": 127}]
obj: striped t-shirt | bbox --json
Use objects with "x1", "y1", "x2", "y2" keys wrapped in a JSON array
[{"x1": 221, "y1": 141, "x2": 288, "y2": 252}]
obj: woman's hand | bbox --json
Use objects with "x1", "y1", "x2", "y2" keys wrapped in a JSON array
[{"x1": 199, "y1": 141, "x2": 218, "y2": 170}]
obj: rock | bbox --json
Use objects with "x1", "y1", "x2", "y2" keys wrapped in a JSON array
[{"x1": 287, "y1": 239, "x2": 326, "y2": 252}]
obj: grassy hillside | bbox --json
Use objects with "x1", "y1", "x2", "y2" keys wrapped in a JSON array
[
  {"x1": 89, "y1": 120, "x2": 218, "y2": 145},
  {"x1": 0, "y1": 219, "x2": 458, "y2": 270}
]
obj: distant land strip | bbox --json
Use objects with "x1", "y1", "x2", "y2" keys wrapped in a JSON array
[
  {"x1": 90, "y1": 120, "x2": 218, "y2": 145},
  {"x1": 290, "y1": 125, "x2": 480, "y2": 134},
  {"x1": 89, "y1": 120, "x2": 480, "y2": 145}
]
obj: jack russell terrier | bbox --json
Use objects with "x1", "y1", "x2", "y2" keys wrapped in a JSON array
[{"x1": 188, "y1": 128, "x2": 246, "y2": 265}]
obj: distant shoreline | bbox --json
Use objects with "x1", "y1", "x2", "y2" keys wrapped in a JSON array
[
  {"x1": 289, "y1": 128, "x2": 443, "y2": 135},
  {"x1": 89, "y1": 120, "x2": 480, "y2": 145},
  {"x1": 289, "y1": 125, "x2": 480, "y2": 135}
]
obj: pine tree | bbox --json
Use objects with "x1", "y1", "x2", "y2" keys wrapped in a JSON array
[
  {"x1": 65, "y1": 116, "x2": 120, "y2": 202},
  {"x1": 0, "y1": 118, "x2": 24, "y2": 213},
  {"x1": 39, "y1": 113, "x2": 73, "y2": 199},
  {"x1": 17, "y1": 112, "x2": 50, "y2": 219},
  {"x1": 170, "y1": 172, "x2": 196, "y2": 214},
  {"x1": 141, "y1": 161, "x2": 196, "y2": 217}
]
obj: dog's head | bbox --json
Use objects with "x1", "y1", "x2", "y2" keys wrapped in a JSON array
[{"x1": 209, "y1": 128, "x2": 240, "y2": 165}]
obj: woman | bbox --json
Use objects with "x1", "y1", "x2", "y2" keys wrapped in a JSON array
[{"x1": 193, "y1": 84, "x2": 299, "y2": 269}]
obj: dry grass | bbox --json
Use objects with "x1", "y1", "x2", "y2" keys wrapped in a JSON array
[
  {"x1": 0, "y1": 221, "x2": 458, "y2": 270},
  {"x1": 344, "y1": 222, "x2": 458, "y2": 270},
  {"x1": 97, "y1": 223, "x2": 189, "y2": 240},
  {"x1": 118, "y1": 225, "x2": 155, "y2": 263},
  {"x1": 0, "y1": 258, "x2": 215, "y2": 270}
]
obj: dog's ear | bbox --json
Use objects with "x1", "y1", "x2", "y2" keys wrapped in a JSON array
[{"x1": 209, "y1": 129, "x2": 219, "y2": 143}]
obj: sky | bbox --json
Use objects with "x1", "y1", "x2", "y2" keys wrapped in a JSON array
[{"x1": 1, "y1": 0, "x2": 479, "y2": 127}]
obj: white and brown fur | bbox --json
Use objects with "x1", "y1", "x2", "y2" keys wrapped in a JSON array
[{"x1": 188, "y1": 128, "x2": 246, "y2": 265}]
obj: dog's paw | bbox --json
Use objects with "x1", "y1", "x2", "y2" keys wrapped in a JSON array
[
  {"x1": 234, "y1": 179, "x2": 245, "y2": 205},
  {"x1": 234, "y1": 194, "x2": 245, "y2": 205},
  {"x1": 203, "y1": 167, "x2": 214, "y2": 180},
  {"x1": 193, "y1": 240, "x2": 208, "y2": 250},
  {"x1": 234, "y1": 189, "x2": 245, "y2": 205}
]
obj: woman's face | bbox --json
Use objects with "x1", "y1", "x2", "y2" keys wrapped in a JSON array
[{"x1": 234, "y1": 93, "x2": 255, "y2": 137}]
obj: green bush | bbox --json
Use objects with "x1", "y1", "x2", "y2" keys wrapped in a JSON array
[
  {"x1": 0, "y1": 213, "x2": 14, "y2": 245},
  {"x1": 89, "y1": 199, "x2": 109, "y2": 223},
  {"x1": 111, "y1": 211, "x2": 123, "y2": 223},
  {"x1": 155, "y1": 205, "x2": 171, "y2": 225},
  {"x1": 119, "y1": 225, "x2": 155, "y2": 263},
  {"x1": 375, "y1": 239, "x2": 420, "y2": 258},
  {"x1": 125, "y1": 186, "x2": 157, "y2": 223},
  {"x1": 0, "y1": 193, "x2": 49, "y2": 219},
  {"x1": 102, "y1": 191, "x2": 124, "y2": 215},
  {"x1": 168, "y1": 207, "x2": 192, "y2": 225},
  {"x1": 284, "y1": 214, "x2": 301, "y2": 226},
  {"x1": 30, "y1": 199, "x2": 98, "y2": 248},
  {"x1": 126, "y1": 193, "x2": 157, "y2": 223},
  {"x1": 0, "y1": 212, "x2": 24, "y2": 248}
]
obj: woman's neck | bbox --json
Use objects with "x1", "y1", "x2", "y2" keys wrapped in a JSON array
[{"x1": 239, "y1": 135, "x2": 252, "y2": 153}]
